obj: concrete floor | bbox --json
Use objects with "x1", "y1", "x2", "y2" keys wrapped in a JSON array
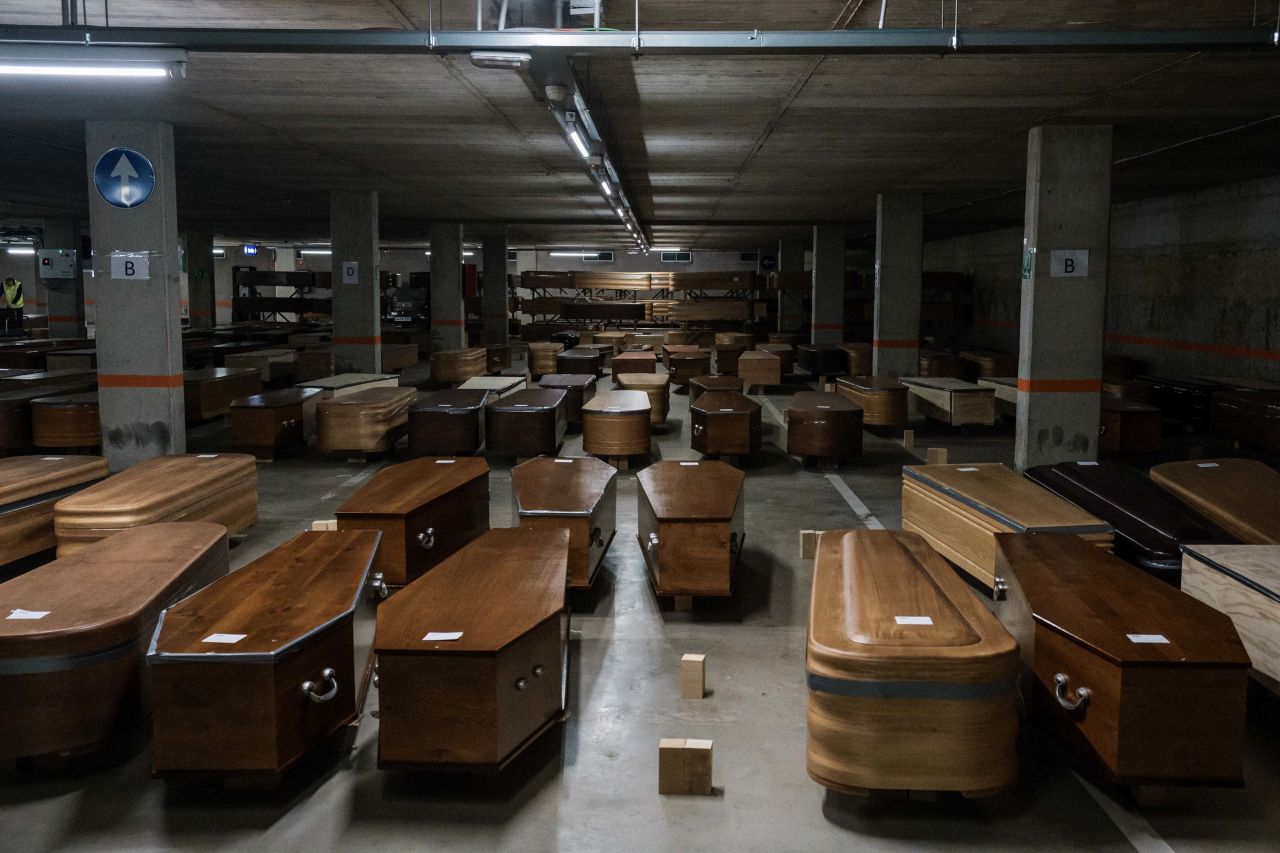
[{"x1": 3, "y1": 359, "x2": 1280, "y2": 852}]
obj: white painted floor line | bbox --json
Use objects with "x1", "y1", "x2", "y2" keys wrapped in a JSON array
[
  {"x1": 322, "y1": 464, "x2": 381, "y2": 502},
  {"x1": 1073, "y1": 771, "x2": 1175, "y2": 853},
  {"x1": 824, "y1": 474, "x2": 885, "y2": 531}
]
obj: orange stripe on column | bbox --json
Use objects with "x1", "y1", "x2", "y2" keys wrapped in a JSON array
[
  {"x1": 432, "y1": 319, "x2": 465, "y2": 327},
  {"x1": 215, "y1": 300, "x2": 233, "y2": 308},
  {"x1": 98, "y1": 373, "x2": 185, "y2": 389},
  {"x1": 332, "y1": 336, "x2": 381, "y2": 346},
  {"x1": 873, "y1": 338, "x2": 919, "y2": 349},
  {"x1": 1017, "y1": 378, "x2": 1102, "y2": 393}
]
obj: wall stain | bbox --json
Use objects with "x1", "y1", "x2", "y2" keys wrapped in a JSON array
[{"x1": 106, "y1": 421, "x2": 173, "y2": 452}]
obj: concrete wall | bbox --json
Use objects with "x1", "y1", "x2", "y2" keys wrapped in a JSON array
[{"x1": 925, "y1": 174, "x2": 1280, "y2": 379}]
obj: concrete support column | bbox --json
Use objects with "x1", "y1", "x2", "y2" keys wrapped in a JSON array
[
  {"x1": 85, "y1": 121, "x2": 185, "y2": 469},
  {"x1": 430, "y1": 222, "x2": 465, "y2": 351},
  {"x1": 810, "y1": 225, "x2": 845, "y2": 345},
  {"x1": 186, "y1": 232, "x2": 215, "y2": 330},
  {"x1": 1015, "y1": 125, "x2": 1113, "y2": 470},
  {"x1": 872, "y1": 193, "x2": 923, "y2": 377},
  {"x1": 481, "y1": 235, "x2": 509, "y2": 345},
  {"x1": 330, "y1": 190, "x2": 382, "y2": 374},
  {"x1": 214, "y1": 254, "x2": 233, "y2": 325},
  {"x1": 777, "y1": 234, "x2": 806, "y2": 333},
  {"x1": 40, "y1": 218, "x2": 86, "y2": 339}
]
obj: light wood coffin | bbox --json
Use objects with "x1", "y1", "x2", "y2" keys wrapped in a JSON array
[
  {"x1": 959, "y1": 349, "x2": 1017, "y2": 380},
  {"x1": 616, "y1": 373, "x2": 670, "y2": 425},
  {"x1": 53, "y1": 453, "x2": 259, "y2": 557},
  {"x1": 315, "y1": 387, "x2": 415, "y2": 454},
  {"x1": 582, "y1": 390, "x2": 652, "y2": 457},
  {"x1": 513, "y1": 456, "x2": 617, "y2": 589},
  {"x1": 785, "y1": 391, "x2": 863, "y2": 459},
  {"x1": 611, "y1": 350, "x2": 656, "y2": 381},
  {"x1": 336, "y1": 456, "x2": 490, "y2": 588},
  {"x1": 149, "y1": 529, "x2": 379, "y2": 775},
  {"x1": 691, "y1": 391, "x2": 761, "y2": 456},
  {"x1": 296, "y1": 372, "x2": 398, "y2": 400},
  {"x1": 183, "y1": 367, "x2": 264, "y2": 423},
  {"x1": 756, "y1": 343, "x2": 794, "y2": 375},
  {"x1": 374, "y1": 528, "x2": 570, "y2": 770},
  {"x1": 230, "y1": 388, "x2": 322, "y2": 458},
  {"x1": 807, "y1": 530, "x2": 1018, "y2": 794},
  {"x1": 527, "y1": 342, "x2": 563, "y2": 376},
  {"x1": 901, "y1": 377, "x2": 996, "y2": 426},
  {"x1": 294, "y1": 347, "x2": 335, "y2": 383},
  {"x1": 992, "y1": 533, "x2": 1249, "y2": 785},
  {"x1": 458, "y1": 375, "x2": 526, "y2": 399},
  {"x1": 738, "y1": 351, "x2": 781, "y2": 390},
  {"x1": 976, "y1": 377, "x2": 1017, "y2": 419},
  {"x1": 4, "y1": 384, "x2": 98, "y2": 453},
  {"x1": 837, "y1": 342, "x2": 871, "y2": 377},
  {"x1": 637, "y1": 460, "x2": 745, "y2": 597},
  {"x1": 902, "y1": 463, "x2": 1113, "y2": 588},
  {"x1": 0, "y1": 523, "x2": 229, "y2": 760},
  {"x1": 1149, "y1": 459, "x2": 1280, "y2": 544},
  {"x1": 430, "y1": 347, "x2": 488, "y2": 383},
  {"x1": 382, "y1": 343, "x2": 420, "y2": 373},
  {"x1": 223, "y1": 348, "x2": 297, "y2": 382},
  {"x1": 0, "y1": 455, "x2": 109, "y2": 566},
  {"x1": 408, "y1": 389, "x2": 489, "y2": 456},
  {"x1": 30, "y1": 392, "x2": 100, "y2": 449},
  {"x1": 1181, "y1": 544, "x2": 1280, "y2": 693},
  {"x1": 836, "y1": 376, "x2": 908, "y2": 427}
]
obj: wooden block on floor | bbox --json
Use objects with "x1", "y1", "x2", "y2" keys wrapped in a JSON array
[
  {"x1": 310, "y1": 519, "x2": 338, "y2": 531},
  {"x1": 902, "y1": 429, "x2": 914, "y2": 451},
  {"x1": 800, "y1": 529, "x2": 824, "y2": 560},
  {"x1": 674, "y1": 595, "x2": 694, "y2": 612},
  {"x1": 926, "y1": 447, "x2": 949, "y2": 465},
  {"x1": 681, "y1": 653, "x2": 706, "y2": 699},
  {"x1": 658, "y1": 738, "x2": 714, "y2": 796}
]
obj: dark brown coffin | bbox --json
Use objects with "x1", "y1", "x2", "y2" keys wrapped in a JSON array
[
  {"x1": 637, "y1": 460, "x2": 745, "y2": 597},
  {"x1": 336, "y1": 456, "x2": 490, "y2": 588},
  {"x1": 662, "y1": 343, "x2": 701, "y2": 370},
  {"x1": 183, "y1": 367, "x2": 264, "y2": 423},
  {"x1": 756, "y1": 343, "x2": 794, "y2": 375},
  {"x1": 959, "y1": 349, "x2": 1017, "y2": 380},
  {"x1": 485, "y1": 344, "x2": 511, "y2": 374},
  {"x1": 230, "y1": 387, "x2": 322, "y2": 458},
  {"x1": 0, "y1": 455, "x2": 109, "y2": 567},
  {"x1": 1213, "y1": 389, "x2": 1280, "y2": 453},
  {"x1": 409, "y1": 390, "x2": 490, "y2": 456},
  {"x1": 714, "y1": 344, "x2": 747, "y2": 375},
  {"x1": 556, "y1": 347, "x2": 603, "y2": 378},
  {"x1": 669, "y1": 352, "x2": 711, "y2": 387},
  {"x1": 837, "y1": 342, "x2": 871, "y2": 376},
  {"x1": 918, "y1": 348, "x2": 966, "y2": 379},
  {"x1": 30, "y1": 391, "x2": 100, "y2": 449},
  {"x1": 538, "y1": 374, "x2": 597, "y2": 426},
  {"x1": 149, "y1": 530, "x2": 379, "y2": 775},
  {"x1": 208, "y1": 339, "x2": 272, "y2": 366},
  {"x1": 0, "y1": 368, "x2": 97, "y2": 392},
  {"x1": 688, "y1": 374, "x2": 742, "y2": 405},
  {"x1": 0, "y1": 523, "x2": 228, "y2": 760},
  {"x1": 690, "y1": 391, "x2": 761, "y2": 456},
  {"x1": 1135, "y1": 375, "x2": 1218, "y2": 432},
  {"x1": 798, "y1": 344, "x2": 846, "y2": 378},
  {"x1": 992, "y1": 533, "x2": 1250, "y2": 785},
  {"x1": 1024, "y1": 460, "x2": 1236, "y2": 584},
  {"x1": 486, "y1": 389, "x2": 567, "y2": 457},
  {"x1": 786, "y1": 391, "x2": 863, "y2": 459},
  {"x1": 374, "y1": 528, "x2": 570, "y2": 770},
  {"x1": 513, "y1": 456, "x2": 617, "y2": 589},
  {"x1": 1100, "y1": 397, "x2": 1161, "y2": 454}
]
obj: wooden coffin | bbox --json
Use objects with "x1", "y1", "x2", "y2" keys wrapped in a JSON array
[
  {"x1": 315, "y1": 387, "x2": 415, "y2": 454},
  {"x1": 976, "y1": 377, "x2": 1017, "y2": 419},
  {"x1": 901, "y1": 377, "x2": 996, "y2": 426},
  {"x1": 0, "y1": 383, "x2": 97, "y2": 453},
  {"x1": 44, "y1": 348, "x2": 97, "y2": 371},
  {"x1": 1181, "y1": 544, "x2": 1280, "y2": 693},
  {"x1": 486, "y1": 389, "x2": 567, "y2": 457},
  {"x1": 756, "y1": 343, "x2": 794, "y2": 375},
  {"x1": 538, "y1": 374, "x2": 597, "y2": 426},
  {"x1": 230, "y1": 388, "x2": 322, "y2": 459},
  {"x1": 30, "y1": 392, "x2": 100, "y2": 449},
  {"x1": 798, "y1": 344, "x2": 846, "y2": 378},
  {"x1": 992, "y1": 533, "x2": 1249, "y2": 785},
  {"x1": 637, "y1": 460, "x2": 744, "y2": 597},
  {"x1": 1202, "y1": 376, "x2": 1280, "y2": 393},
  {"x1": 902, "y1": 463, "x2": 1113, "y2": 588},
  {"x1": 294, "y1": 347, "x2": 335, "y2": 383},
  {"x1": 223, "y1": 348, "x2": 297, "y2": 382},
  {"x1": 0, "y1": 523, "x2": 229, "y2": 760},
  {"x1": 959, "y1": 349, "x2": 1017, "y2": 380},
  {"x1": 688, "y1": 374, "x2": 742, "y2": 405},
  {"x1": 713, "y1": 343, "x2": 747, "y2": 376},
  {"x1": 54, "y1": 453, "x2": 259, "y2": 557},
  {"x1": 288, "y1": 331, "x2": 331, "y2": 347},
  {"x1": 611, "y1": 350, "x2": 656, "y2": 381},
  {"x1": 616, "y1": 373, "x2": 670, "y2": 426},
  {"x1": 837, "y1": 342, "x2": 871, "y2": 376},
  {"x1": 483, "y1": 344, "x2": 511, "y2": 374},
  {"x1": 592, "y1": 330, "x2": 629, "y2": 354},
  {"x1": 785, "y1": 391, "x2": 863, "y2": 459},
  {"x1": 0, "y1": 368, "x2": 97, "y2": 392},
  {"x1": 556, "y1": 347, "x2": 603, "y2": 378},
  {"x1": 1100, "y1": 397, "x2": 1161, "y2": 454},
  {"x1": 582, "y1": 390, "x2": 652, "y2": 457},
  {"x1": 382, "y1": 343, "x2": 420, "y2": 374},
  {"x1": 409, "y1": 390, "x2": 489, "y2": 456},
  {"x1": 807, "y1": 530, "x2": 1018, "y2": 795},
  {"x1": 579, "y1": 342, "x2": 614, "y2": 369},
  {"x1": 295, "y1": 372, "x2": 398, "y2": 400},
  {"x1": 669, "y1": 352, "x2": 711, "y2": 387},
  {"x1": 527, "y1": 341, "x2": 563, "y2": 376},
  {"x1": 0, "y1": 455, "x2": 108, "y2": 566},
  {"x1": 383, "y1": 328, "x2": 431, "y2": 356},
  {"x1": 149, "y1": 529, "x2": 378, "y2": 775},
  {"x1": 430, "y1": 348, "x2": 488, "y2": 383},
  {"x1": 1102, "y1": 377, "x2": 1153, "y2": 404},
  {"x1": 183, "y1": 367, "x2": 264, "y2": 423},
  {"x1": 336, "y1": 456, "x2": 490, "y2": 588},
  {"x1": 662, "y1": 343, "x2": 702, "y2": 369},
  {"x1": 209, "y1": 340, "x2": 272, "y2": 366},
  {"x1": 1025, "y1": 461, "x2": 1235, "y2": 584},
  {"x1": 691, "y1": 391, "x2": 762, "y2": 456},
  {"x1": 458, "y1": 375, "x2": 525, "y2": 400},
  {"x1": 713, "y1": 332, "x2": 754, "y2": 348},
  {"x1": 918, "y1": 349, "x2": 965, "y2": 379},
  {"x1": 768, "y1": 331, "x2": 806, "y2": 346},
  {"x1": 738, "y1": 351, "x2": 781, "y2": 390},
  {"x1": 1136, "y1": 375, "x2": 1219, "y2": 432},
  {"x1": 1213, "y1": 389, "x2": 1280, "y2": 453},
  {"x1": 513, "y1": 456, "x2": 617, "y2": 589},
  {"x1": 374, "y1": 528, "x2": 570, "y2": 770},
  {"x1": 1149, "y1": 459, "x2": 1280, "y2": 544},
  {"x1": 835, "y1": 376, "x2": 908, "y2": 427}
]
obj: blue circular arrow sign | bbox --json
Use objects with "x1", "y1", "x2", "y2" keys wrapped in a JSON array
[{"x1": 93, "y1": 147, "x2": 156, "y2": 209}]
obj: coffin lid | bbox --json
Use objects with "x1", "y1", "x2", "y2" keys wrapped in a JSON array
[
  {"x1": 488, "y1": 388, "x2": 566, "y2": 412},
  {"x1": 613, "y1": 351, "x2": 656, "y2": 361},
  {"x1": 900, "y1": 377, "x2": 984, "y2": 392},
  {"x1": 317, "y1": 386, "x2": 416, "y2": 415},
  {"x1": 54, "y1": 454, "x2": 257, "y2": 530},
  {"x1": 583, "y1": 390, "x2": 650, "y2": 416},
  {"x1": 637, "y1": 460, "x2": 744, "y2": 520},
  {"x1": 788, "y1": 391, "x2": 859, "y2": 414},
  {"x1": 1182, "y1": 544, "x2": 1280, "y2": 606},
  {"x1": 756, "y1": 344, "x2": 793, "y2": 353},
  {"x1": 226, "y1": 347, "x2": 295, "y2": 359},
  {"x1": 0, "y1": 455, "x2": 108, "y2": 508},
  {"x1": 409, "y1": 389, "x2": 490, "y2": 412},
  {"x1": 539, "y1": 374, "x2": 596, "y2": 389},
  {"x1": 0, "y1": 523, "x2": 228, "y2": 661},
  {"x1": 807, "y1": 530, "x2": 1016, "y2": 684},
  {"x1": 513, "y1": 455, "x2": 616, "y2": 516},
  {"x1": 691, "y1": 391, "x2": 759, "y2": 416},
  {"x1": 230, "y1": 387, "x2": 322, "y2": 409},
  {"x1": 1137, "y1": 374, "x2": 1220, "y2": 391},
  {"x1": 739, "y1": 350, "x2": 779, "y2": 362},
  {"x1": 798, "y1": 343, "x2": 839, "y2": 353},
  {"x1": 980, "y1": 376, "x2": 1017, "y2": 390},
  {"x1": 663, "y1": 344, "x2": 702, "y2": 354},
  {"x1": 559, "y1": 348, "x2": 601, "y2": 359},
  {"x1": 1200, "y1": 376, "x2": 1280, "y2": 392},
  {"x1": 183, "y1": 367, "x2": 261, "y2": 384},
  {"x1": 616, "y1": 373, "x2": 670, "y2": 389},
  {"x1": 527, "y1": 341, "x2": 563, "y2": 352},
  {"x1": 1101, "y1": 397, "x2": 1159, "y2": 414},
  {"x1": 669, "y1": 351, "x2": 710, "y2": 362},
  {"x1": 1149, "y1": 459, "x2": 1280, "y2": 544},
  {"x1": 690, "y1": 376, "x2": 742, "y2": 393},
  {"x1": 374, "y1": 528, "x2": 568, "y2": 655},
  {"x1": 1, "y1": 369, "x2": 96, "y2": 386},
  {"x1": 904, "y1": 463, "x2": 1111, "y2": 534},
  {"x1": 837, "y1": 342, "x2": 871, "y2": 353},
  {"x1": 30, "y1": 392, "x2": 98, "y2": 408},
  {"x1": 994, "y1": 533, "x2": 1250, "y2": 667},
  {"x1": 1, "y1": 383, "x2": 98, "y2": 405},
  {"x1": 838, "y1": 375, "x2": 905, "y2": 392},
  {"x1": 338, "y1": 456, "x2": 489, "y2": 517},
  {"x1": 459, "y1": 376, "x2": 524, "y2": 393},
  {"x1": 297, "y1": 372, "x2": 395, "y2": 390},
  {"x1": 149, "y1": 530, "x2": 377, "y2": 662},
  {"x1": 1214, "y1": 389, "x2": 1280, "y2": 412}
]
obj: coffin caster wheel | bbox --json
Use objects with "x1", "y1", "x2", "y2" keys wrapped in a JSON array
[
  {"x1": 1053, "y1": 672, "x2": 1091, "y2": 712},
  {"x1": 590, "y1": 527, "x2": 605, "y2": 547},
  {"x1": 302, "y1": 668, "x2": 340, "y2": 703},
  {"x1": 417, "y1": 528, "x2": 436, "y2": 549}
]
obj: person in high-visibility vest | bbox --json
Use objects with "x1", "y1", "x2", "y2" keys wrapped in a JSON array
[{"x1": 1, "y1": 277, "x2": 21, "y2": 309}]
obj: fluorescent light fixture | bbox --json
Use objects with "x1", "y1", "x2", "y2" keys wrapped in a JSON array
[
  {"x1": 549, "y1": 251, "x2": 596, "y2": 257},
  {"x1": 470, "y1": 51, "x2": 532, "y2": 71},
  {"x1": 212, "y1": 249, "x2": 226, "y2": 258},
  {"x1": 599, "y1": 178, "x2": 613, "y2": 196},
  {"x1": 6, "y1": 247, "x2": 35, "y2": 255},
  {"x1": 568, "y1": 127, "x2": 590, "y2": 159},
  {"x1": 300, "y1": 249, "x2": 332, "y2": 256},
  {"x1": 424, "y1": 251, "x2": 476, "y2": 257},
  {"x1": 0, "y1": 45, "x2": 187, "y2": 79}
]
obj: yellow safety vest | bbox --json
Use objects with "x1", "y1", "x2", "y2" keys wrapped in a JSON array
[{"x1": 1, "y1": 280, "x2": 21, "y2": 309}]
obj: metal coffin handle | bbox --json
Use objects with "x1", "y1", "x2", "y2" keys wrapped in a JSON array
[
  {"x1": 302, "y1": 668, "x2": 340, "y2": 703},
  {"x1": 369, "y1": 571, "x2": 389, "y2": 600},
  {"x1": 692, "y1": 423, "x2": 704, "y2": 436},
  {"x1": 590, "y1": 527, "x2": 604, "y2": 547},
  {"x1": 647, "y1": 531, "x2": 659, "y2": 551},
  {"x1": 417, "y1": 528, "x2": 436, "y2": 549},
  {"x1": 1053, "y1": 672, "x2": 1091, "y2": 712}
]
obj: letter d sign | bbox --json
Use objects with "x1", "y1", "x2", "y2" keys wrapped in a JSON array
[{"x1": 341, "y1": 261, "x2": 360, "y2": 284}]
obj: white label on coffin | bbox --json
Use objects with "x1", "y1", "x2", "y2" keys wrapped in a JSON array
[
  {"x1": 7, "y1": 609, "x2": 50, "y2": 620},
  {"x1": 202, "y1": 633, "x2": 248, "y2": 644},
  {"x1": 1126, "y1": 634, "x2": 1170, "y2": 644},
  {"x1": 895, "y1": 615, "x2": 933, "y2": 626},
  {"x1": 1197, "y1": 463, "x2": 1220, "y2": 468},
  {"x1": 958, "y1": 467, "x2": 978, "y2": 472},
  {"x1": 424, "y1": 631, "x2": 464, "y2": 641}
]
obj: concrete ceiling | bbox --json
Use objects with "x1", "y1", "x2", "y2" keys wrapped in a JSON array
[{"x1": 0, "y1": 2, "x2": 1277, "y2": 249}]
